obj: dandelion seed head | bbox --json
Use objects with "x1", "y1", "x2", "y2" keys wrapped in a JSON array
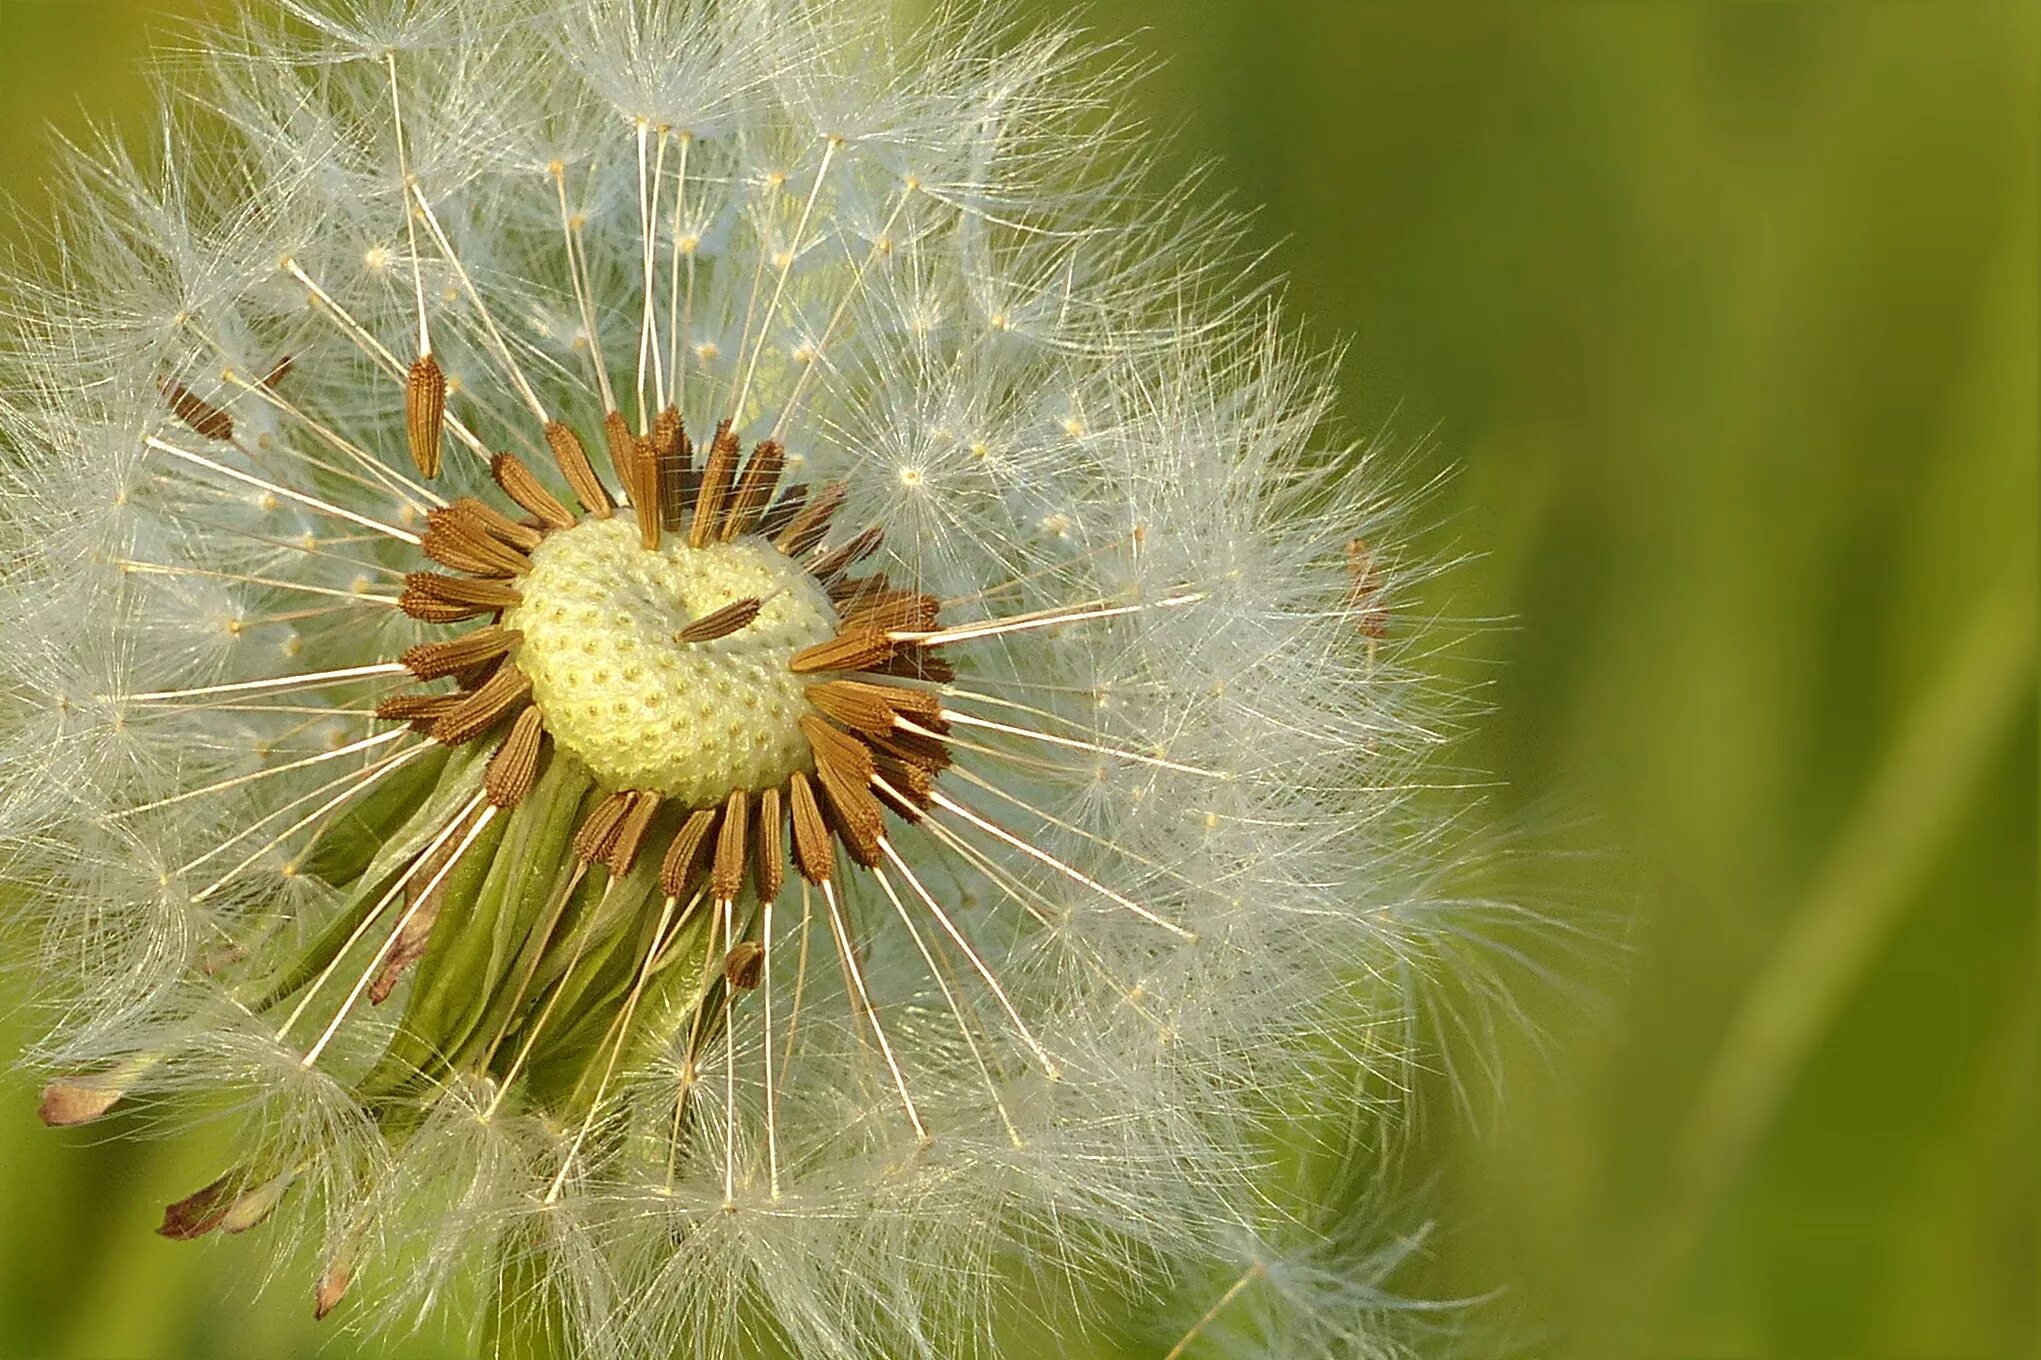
[{"x1": 0, "y1": 0, "x2": 1485, "y2": 1354}]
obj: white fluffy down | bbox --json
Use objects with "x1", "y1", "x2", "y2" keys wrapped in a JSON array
[{"x1": 0, "y1": 1, "x2": 1491, "y2": 1356}]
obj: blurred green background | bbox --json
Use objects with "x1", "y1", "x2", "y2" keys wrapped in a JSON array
[{"x1": 1, "y1": 1, "x2": 2033, "y2": 1356}]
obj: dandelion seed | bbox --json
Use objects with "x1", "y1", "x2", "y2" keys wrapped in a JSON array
[{"x1": 1, "y1": 1, "x2": 1492, "y2": 1356}]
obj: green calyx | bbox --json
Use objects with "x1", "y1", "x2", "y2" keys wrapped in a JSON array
[{"x1": 233, "y1": 739, "x2": 730, "y2": 1140}]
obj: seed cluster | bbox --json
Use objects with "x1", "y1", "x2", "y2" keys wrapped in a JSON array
[
  {"x1": 3, "y1": 6, "x2": 1441, "y2": 1355},
  {"x1": 376, "y1": 393, "x2": 958, "y2": 982}
]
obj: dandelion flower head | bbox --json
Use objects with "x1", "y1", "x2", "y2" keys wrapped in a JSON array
[{"x1": 2, "y1": 0, "x2": 1455, "y2": 1353}]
